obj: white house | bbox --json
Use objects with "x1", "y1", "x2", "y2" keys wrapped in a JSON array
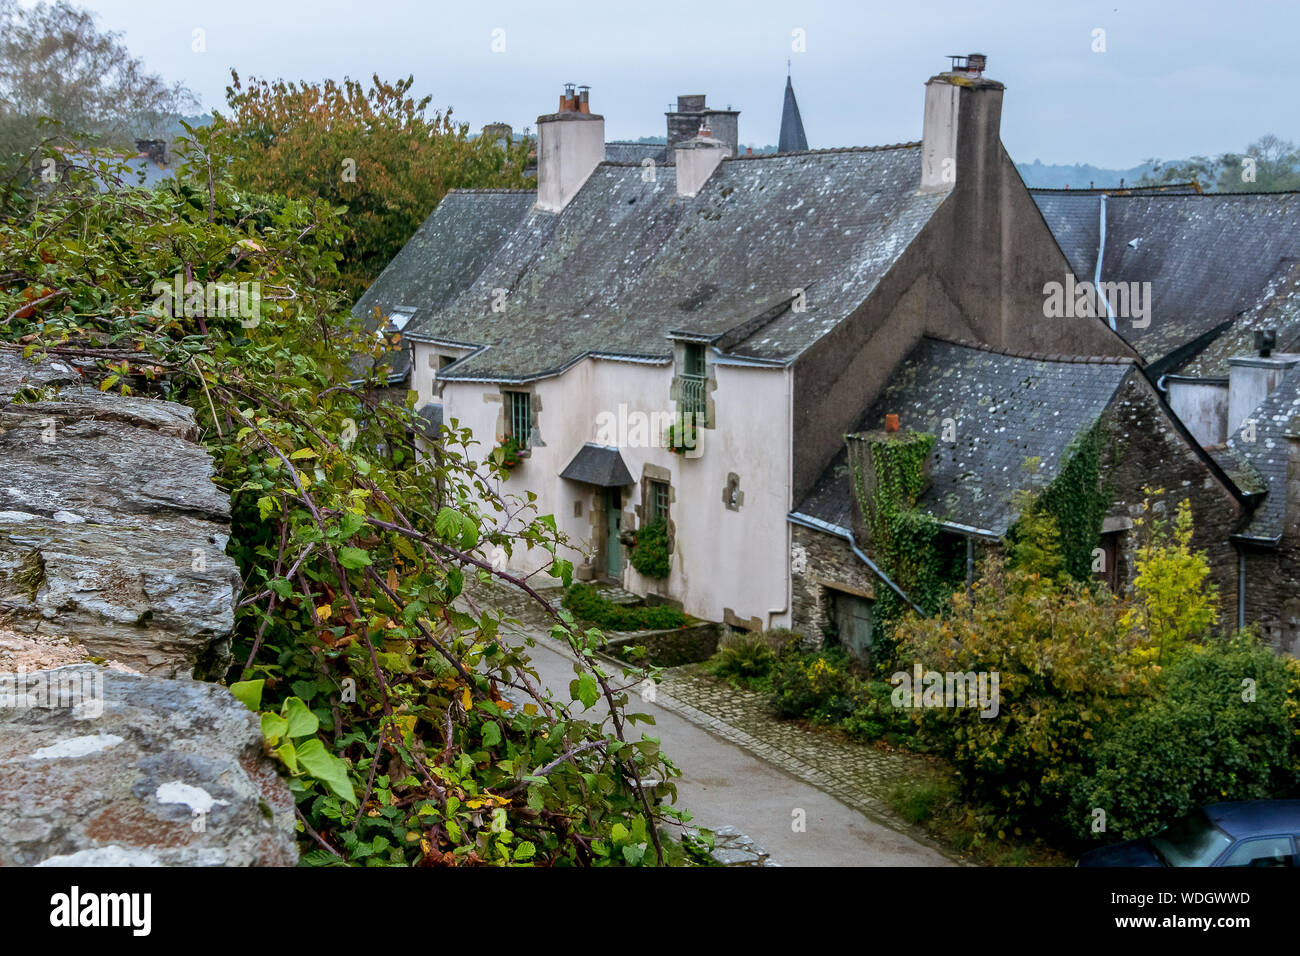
[{"x1": 353, "y1": 60, "x2": 1135, "y2": 633}]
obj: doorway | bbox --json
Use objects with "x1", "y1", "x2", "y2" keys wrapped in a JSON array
[{"x1": 604, "y1": 487, "x2": 623, "y2": 577}]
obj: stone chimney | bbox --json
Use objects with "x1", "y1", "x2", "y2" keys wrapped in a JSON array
[
  {"x1": 1227, "y1": 346, "x2": 1299, "y2": 439},
  {"x1": 674, "y1": 124, "x2": 728, "y2": 198},
  {"x1": 135, "y1": 138, "x2": 168, "y2": 166},
  {"x1": 920, "y1": 53, "x2": 1001, "y2": 194},
  {"x1": 666, "y1": 94, "x2": 739, "y2": 158},
  {"x1": 536, "y1": 84, "x2": 605, "y2": 213}
]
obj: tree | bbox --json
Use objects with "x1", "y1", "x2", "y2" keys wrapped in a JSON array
[
  {"x1": 1217, "y1": 135, "x2": 1300, "y2": 192},
  {"x1": 216, "y1": 72, "x2": 534, "y2": 297},
  {"x1": 0, "y1": 128, "x2": 689, "y2": 866},
  {"x1": 1121, "y1": 493, "x2": 1219, "y2": 665},
  {"x1": 0, "y1": 0, "x2": 198, "y2": 163}
]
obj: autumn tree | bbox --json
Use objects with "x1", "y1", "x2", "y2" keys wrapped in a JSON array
[{"x1": 216, "y1": 72, "x2": 534, "y2": 297}]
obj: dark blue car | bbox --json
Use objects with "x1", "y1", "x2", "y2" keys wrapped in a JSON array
[{"x1": 1077, "y1": 801, "x2": 1300, "y2": 867}]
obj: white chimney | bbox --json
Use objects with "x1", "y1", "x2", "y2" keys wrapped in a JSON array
[
  {"x1": 920, "y1": 53, "x2": 1001, "y2": 195},
  {"x1": 1228, "y1": 349, "x2": 1300, "y2": 439},
  {"x1": 674, "y1": 126, "x2": 728, "y2": 198},
  {"x1": 536, "y1": 84, "x2": 605, "y2": 213}
]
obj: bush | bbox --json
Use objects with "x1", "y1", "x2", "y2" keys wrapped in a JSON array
[
  {"x1": 562, "y1": 583, "x2": 686, "y2": 631},
  {"x1": 710, "y1": 631, "x2": 778, "y2": 688},
  {"x1": 629, "y1": 519, "x2": 670, "y2": 579},
  {"x1": 1067, "y1": 633, "x2": 1300, "y2": 843},
  {"x1": 771, "y1": 650, "x2": 858, "y2": 722}
]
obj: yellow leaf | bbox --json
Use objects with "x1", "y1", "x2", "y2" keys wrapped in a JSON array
[
  {"x1": 290, "y1": 447, "x2": 317, "y2": 460},
  {"x1": 462, "y1": 686, "x2": 473, "y2": 710},
  {"x1": 316, "y1": 603, "x2": 332, "y2": 621},
  {"x1": 523, "y1": 703, "x2": 538, "y2": 716},
  {"x1": 387, "y1": 568, "x2": 398, "y2": 592}
]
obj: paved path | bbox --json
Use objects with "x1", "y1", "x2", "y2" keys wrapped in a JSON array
[{"x1": 495, "y1": 612, "x2": 953, "y2": 866}]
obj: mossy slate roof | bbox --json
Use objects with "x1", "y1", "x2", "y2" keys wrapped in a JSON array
[
  {"x1": 375, "y1": 145, "x2": 941, "y2": 381},
  {"x1": 1032, "y1": 190, "x2": 1300, "y2": 372},
  {"x1": 796, "y1": 337, "x2": 1135, "y2": 537}
]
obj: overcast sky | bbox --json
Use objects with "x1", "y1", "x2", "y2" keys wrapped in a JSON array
[{"x1": 68, "y1": 0, "x2": 1298, "y2": 168}]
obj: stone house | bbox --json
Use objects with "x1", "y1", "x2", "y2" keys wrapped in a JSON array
[{"x1": 792, "y1": 337, "x2": 1246, "y2": 656}]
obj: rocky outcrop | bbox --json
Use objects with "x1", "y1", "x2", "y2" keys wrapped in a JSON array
[
  {"x1": 0, "y1": 665, "x2": 296, "y2": 866},
  {"x1": 0, "y1": 352, "x2": 240, "y2": 678},
  {"x1": 0, "y1": 353, "x2": 296, "y2": 866}
]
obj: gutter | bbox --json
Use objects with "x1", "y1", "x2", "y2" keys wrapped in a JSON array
[
  {"x1": 769, "y1": 366, "x2": 795, "y2": 629},
  {"x1": 787, "y1": 511, "x2": 926, "y2": 616}
]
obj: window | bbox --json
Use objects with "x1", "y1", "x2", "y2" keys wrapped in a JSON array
[
  {"x1": 505, "y1": 390, "x2": 531, "y2": 448},
  {"x1": 380, "y1": 307, "x2": 415, "y2": 340},
  {"x1": 648, "y1": 479, "x2": 670, "y2": 524},
  {"x1": 439, "y1": 354, "x2": 456, "y2": 369},
  {"x1": 680, "y1": 343, "x2": 708, "y2": 427},
  {"x1": 1219, "y1": 836, "x2": 1295, "y2": 868}
]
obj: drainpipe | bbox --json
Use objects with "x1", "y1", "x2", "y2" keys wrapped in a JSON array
[
  {"x1": 966, "y1": 536, "x2": 975, "y2": 591},
  {"x1": 1096, "y1": 193, "x2": 1117, "y2": 332},
  {"x1": 769, "y1": 366, "x2": 795, "y2": 629},
  {"x1": 787, "y1": 512, "x2": 926, "y2": 616}
]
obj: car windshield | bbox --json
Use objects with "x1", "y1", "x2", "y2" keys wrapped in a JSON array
[{"x1": 1150, "y1": 811, "x2": 1235, "y2": 866}]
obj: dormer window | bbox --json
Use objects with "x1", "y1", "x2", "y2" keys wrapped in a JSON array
[
  {"x1": 680, "y1": 342, "x2": 708, "y2": 427},
  {"x1": 379, "y1": 307, "x2": 416, "y2": 340}
]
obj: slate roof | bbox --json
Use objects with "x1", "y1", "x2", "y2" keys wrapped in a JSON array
[
  {"x1": 350, "y1": 190, "x2": 536, "y2": 381},
  {"x1": 1226, "y1": 362, "x2": 1300, "y2": 540},
  {"x1": 1031, "y1": 190, "x2": 1300, "y2": 372},
  {"x1": 403, "y1": 144, "x2": 944, "y2": 380},
  {"x1": 795, "y1": 337, "x2": 1136, "y2": 536},
  {"x1": 604, "y1": 142, "x2": 670, "y2": 165},
  {"x1": 778, "y1": 76, "x2": 808, "y2": 153},
  {"x1": 559, "y1": 443, "x2": 635, "y2": 487}
]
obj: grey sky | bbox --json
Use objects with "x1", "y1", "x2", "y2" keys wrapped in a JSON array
[{"x1": 72, "y1": 0, "x2": 1297, "y2": 168}]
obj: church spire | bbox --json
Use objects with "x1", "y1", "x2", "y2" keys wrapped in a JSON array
[{"x1": 778, "y1": 73, "x2": 808, "y2": 153}]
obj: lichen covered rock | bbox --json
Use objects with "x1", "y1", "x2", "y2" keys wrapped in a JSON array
[
  {"x1": 0, "y1": 353, "x2": 240, "y2": 677},
  {"x1": 0, "y1": 665, "x2": 296, "y2": 866}
]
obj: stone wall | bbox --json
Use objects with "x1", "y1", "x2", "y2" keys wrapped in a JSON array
[
  {"x1": 0, "y1": 354, "x2": 296, "y2": 866},
  {"x1": 790, "y1": 522, "x2": 875, "y2": 649},
  {"x1": 605, "y1": 620, "x2": 720, "y2": 667},
  {"x1": 1098, "y1": 371, "x2": 1245, "y2": 621}
]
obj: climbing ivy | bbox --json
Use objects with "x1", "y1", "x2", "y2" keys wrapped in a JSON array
[
  {"x1": 848, "y1": 431, "x2": 965, "y2": 668},
  {"x1": 1022, "y1": 423, "x2": 1112, "y2": 582}
]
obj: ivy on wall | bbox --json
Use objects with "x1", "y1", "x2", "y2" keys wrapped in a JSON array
[
  {"x1": 848, "y1": 431, "x2": 965, "y2": 667},
  {"x1": 1022, "y1": 423, "x2": 1113, "y2": 582}
]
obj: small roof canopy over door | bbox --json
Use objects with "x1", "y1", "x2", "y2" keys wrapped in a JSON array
[{"x1": 560, "y1": 443, "x2": 634, "y2": 487}]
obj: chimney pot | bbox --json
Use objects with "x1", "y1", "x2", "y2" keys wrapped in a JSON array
[
  {"x1": 1256, "y1": 328, "x2": 1278, "y2": 357},
  {"x1": 885, "y1": 413, "x2": 900, "y2": 433}
]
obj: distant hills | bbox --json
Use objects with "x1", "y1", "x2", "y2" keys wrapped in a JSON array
[{"x1": 1014, "y1": 159, "x2": 1160, "y2": 190}]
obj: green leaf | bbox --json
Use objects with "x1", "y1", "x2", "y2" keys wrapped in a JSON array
[
  {"x1": 572, "y1": 674, "x2": 599, "y2": 710},
  {"x1": 229, "y1": 678, "x2": 263, "y2": 712},
  {"x1": 267, "y1": 578, "x2": 293, "y2": 600},
  {"x1": 276, "y1": 740, "x2": 299, "y2": 774},
  {"x1": 257, "y1": 496, "x2": 276, "y2": 521},
  {"x1": 282, "y1": 696, "x2": 320, "y2": 738},
  {"x1": 295, "y1": 738, "x2": 357, "y2": 804},
  {"x1": 337, "y1": 546, "x2": 372, "y2": 569},
  {"x1": 261, "y1": 711, "x2": 289, "y2": 746},
  {"x1": 514, "y1": 841, "x2": 536, "y2": 862},
  {"x1": 481, "y1": 721, "x2": 501, "y2": 747}
]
